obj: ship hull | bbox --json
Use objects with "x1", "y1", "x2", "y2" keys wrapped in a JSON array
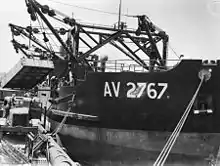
[
  {"x1": 46, "y1": 60, "x2": 220, "y2": 165},
  {"x1": 49, "y1": 118, "x2": 220, "y2": 165}
]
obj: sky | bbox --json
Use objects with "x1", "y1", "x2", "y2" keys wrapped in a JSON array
[{"x1": 0, "y1": 0, "x2": 220, "y2": 72}]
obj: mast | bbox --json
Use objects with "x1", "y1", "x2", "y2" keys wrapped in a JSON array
[{"x1": 118, "y1": 0, "x2": 122, "y2": 29}]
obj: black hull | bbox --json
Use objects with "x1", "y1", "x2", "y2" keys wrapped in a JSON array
[
  {"x1": 59, "y1": 135, "x2": 211, "y2": 166},
  {"x1": 49, "y1": 118, "x2": 220, "y2": 165},
  {"x1": 52, "y1": 60, "x2": 220, "y2": 133},
  {"x1": 46, "y1": 59, "x2": 220, "y2": 165}
]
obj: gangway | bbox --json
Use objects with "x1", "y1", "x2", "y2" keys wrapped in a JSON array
[{"x1": 1, "y1": 58, "x2": 54, "y2": 89}]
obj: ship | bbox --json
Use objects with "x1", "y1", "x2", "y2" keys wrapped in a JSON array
[{"x1": 3, "y1": 0, "x2": 220, "y2": 165}]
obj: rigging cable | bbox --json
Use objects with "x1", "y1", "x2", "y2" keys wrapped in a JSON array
[
  {"x1": 28, "y1": 21, "x2": 32, "y2": 48},
  {"x1": 36, "y1": 15, "x2": 53, "y2": 53},
  {"x1": 168, "y1": 43, "x2": 181, "y2": 59},
  {"x1": 38, "y1": 17, "x2": 55, "y2": 53},
  {"x1": 34, "y1": 20, "x2": 62, "y2": 49},
  {"x1": 48, "y1": 0, "x2": 123, "y2": 16},
  {"x1": 47, "y1": 0, "x2": 140, "y2": 18},
  {"x1": 153, "y1": 70, "x2": 209, "y2": 166},
  {"x1": 51, "y1": 93, "x2": 75, "y2": 136}
]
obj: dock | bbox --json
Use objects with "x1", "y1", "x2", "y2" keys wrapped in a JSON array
[{"x1": 0, "y1": 93, "x2": 81, "y2": 166}]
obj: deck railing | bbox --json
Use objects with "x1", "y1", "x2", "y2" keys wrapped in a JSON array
[{"x1": 93, "y1": 59, "x2": 181, "y2": 72}]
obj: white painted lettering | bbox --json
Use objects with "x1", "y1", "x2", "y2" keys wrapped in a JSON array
[
  {"x1": 104, "y1": 81, "x2": 168, "y2": 99},
  {"x1": 136, "y1": 82, "x2": 147, "y2": 98},
  {"x1": 147, "y1": 83, "x2": 157, "y2": 99},
  {"x1": 157, "y1": 83, "x2": 168, "y2": 99},
  {"x1": 104, "y1": 82, "x2": 112, "y2": 97},
  {"x1": 111, "y1": 82, "x2": 120, "y2": 97},
  {"x1": 127, "y1": 82, "x2": 136, "y2": 98}
]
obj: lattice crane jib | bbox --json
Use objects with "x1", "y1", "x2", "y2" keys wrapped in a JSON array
[{"x1": 10, "y1": 0, "x2": 170, "y2": 81}]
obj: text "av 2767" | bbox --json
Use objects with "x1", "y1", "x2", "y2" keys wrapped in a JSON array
[{"x1": 104, "y1": 82, "x2": 168, "y2": 99}]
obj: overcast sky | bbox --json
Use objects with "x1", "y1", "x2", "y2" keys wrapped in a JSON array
[{"x1": 0, "y1": 0, "x2": 220, "y2": 72}]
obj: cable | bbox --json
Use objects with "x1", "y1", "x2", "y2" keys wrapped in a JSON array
[
  {"x1": 48, "y1": 0, "x2": 120, "y2": 15},
  {"x1": 47, "y1": 0, "x2": 135, "y2": 17},
  {"x1": 36, "y1": 15, "x2": 51, "y2": 52},
  {"x1": 168, "y1": 43, "x2": 180, "y2": 59},
  {"x1": 36, "y1": 14, "x2": 56, "y2": 55},
  {"x1": 39, "y1": 18, "x2": 55, "y2": 53},
  {"x1": 153, "y1": 75, "x2": 205, "y2": 166},
  {"x1": 51, "y1": 94, "x2": 75, "y2": 136}
]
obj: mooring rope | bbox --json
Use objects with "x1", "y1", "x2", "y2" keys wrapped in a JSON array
[
  {"x1": 153, "y1": 76, "x2": 205, "y2": 166},
  {"x1": 51, "y1": 94, "x2": 75, "y2": 136}
]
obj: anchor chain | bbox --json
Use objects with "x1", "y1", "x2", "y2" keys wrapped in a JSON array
[{"x1": 153, "y1": 69, "x2": 211, "y2": 166}]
